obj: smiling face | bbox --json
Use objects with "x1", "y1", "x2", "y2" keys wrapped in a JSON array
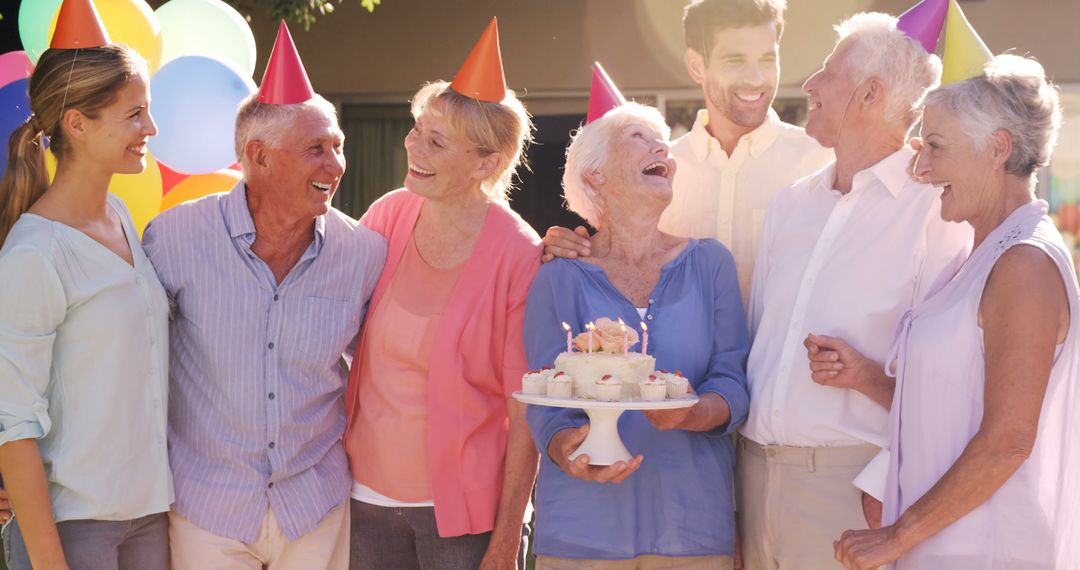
[
  {"x1": 403, "y1": 102, "x2": 494, "y2": 203},
  {"x1": 79, "y1": 70, "x2": 157, "y2": 174},
  {"x1": 596, "y1": 119, "x2": 677, "y2": 215},
  {"x1": 262, "y1": 106, "x2": 345, "y2": 219},
  {"x1": 690, "y1": 23, "x2": 780, "y2": 135},
  {"x1": 916, "y1": 103, "x2": 998, "y2": 224},
  {"x1": 802, "y1": 42, "x2": 860, "y2": 149}
]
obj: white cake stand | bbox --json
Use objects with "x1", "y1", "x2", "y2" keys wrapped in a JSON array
[{"x1": 514, "y1": 392, "x2": 699, "y2": 465}]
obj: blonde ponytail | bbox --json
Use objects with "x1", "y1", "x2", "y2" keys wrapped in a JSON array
[{"x1": 0, "y1": 118, "x2": 49, "y2": 244}]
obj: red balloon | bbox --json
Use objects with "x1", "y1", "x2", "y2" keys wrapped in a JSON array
[{"x1": 159, "y1": 161, "x2": 189, "y2": 195}]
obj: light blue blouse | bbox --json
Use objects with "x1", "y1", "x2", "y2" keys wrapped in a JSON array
[
  {"x1": 0, "y1": 194, "x2": 173, "y2": 522},
  {"x1": 525, "y1": 238, "x2": 749, "y2": 560}
]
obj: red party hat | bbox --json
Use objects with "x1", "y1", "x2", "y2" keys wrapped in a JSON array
[
  {"x1": 50, "y1": 0, "x2": 111, "y2": 49},
  {"x1": 450, "y1": 18, "x2": 507, "y2": 102},
  {"x1": 586, "y1": 62, "x2": 626, "y2": 124},
  {"x1": 257, "y1": 21, "x2": 315, "y2": 104}
]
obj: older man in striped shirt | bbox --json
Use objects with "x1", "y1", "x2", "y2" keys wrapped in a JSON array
[{"x1": 142, "y1": 92, "x2": 385, "y2": 569}]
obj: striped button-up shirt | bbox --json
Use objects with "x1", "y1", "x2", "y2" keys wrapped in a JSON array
[{"x1": 143, "y1": 183, "x2": 386, "y2": 542}]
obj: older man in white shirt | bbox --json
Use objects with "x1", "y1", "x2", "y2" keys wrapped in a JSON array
[
  {"x1": 543, "y1": 0, "x2": 831, "y2": 307},
  {"x1": 738, "y1": 12, "x2": 972, "y2": 570}
]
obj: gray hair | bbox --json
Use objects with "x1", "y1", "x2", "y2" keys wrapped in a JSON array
[
  {"x1": 562, "y1": 102, "x2": 671, "y2": 227},
  {"x1": 834, "y1": 12, "x2": 942, "y2": 130},
  {"x1": 234, "y1": 93, "x2": 341, "y2": 174},
  {"x1": 924, "y1": 54, "x2": 1061, "y2": 178}
]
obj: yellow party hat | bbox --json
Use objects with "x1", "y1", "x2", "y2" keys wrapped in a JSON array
[{"x1": 941, "y1": 0, "x2": 993, "y2": 84}]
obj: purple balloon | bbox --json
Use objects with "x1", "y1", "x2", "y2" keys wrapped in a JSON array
[
  {"x1": 0, "y1": 78, "x2": 32, "y2": 176},
  {"x1": 897, "y1": 0, "x2": 949, "y2": 54}
]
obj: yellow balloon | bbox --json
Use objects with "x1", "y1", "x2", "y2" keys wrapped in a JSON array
[
  {"x1": 48, "y1": 0, "x2": 163, "y2": 73},
  {"x1": 160, "y1": 169, "x2": 242, "y2": 213},
  {"x1": 46, "y1": 150, "x2": 165, "y2": 237}
]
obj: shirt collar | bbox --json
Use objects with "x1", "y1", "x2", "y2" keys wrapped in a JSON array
[
  {"x1": 223, "y1": 182, "x2": 328, "y2": 249},
  {"x1": 856, "y1": 147, "x2": 914, "y2": 199},
  {"x1": 689, "y1": 107, "x2": 782, "y2": 162}
]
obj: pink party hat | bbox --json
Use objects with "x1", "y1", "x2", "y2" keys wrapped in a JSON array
[
  {"x1": 257, "y1": 21, "x2": 315, "y2": 104},
  {"x1": 586, "y1": 62, "x2": 626, "y2": 124},
  {"x1": 897, "y1": 0, "x2": 949, "y2": 54}
]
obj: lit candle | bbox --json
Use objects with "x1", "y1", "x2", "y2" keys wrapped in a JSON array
[
  {"x1": 562, "y1": 322, "x2": 572, "y2": 353},
  {"x1": 641, "y1": 321, "x2": 648, "y2": 354},
  {"x1": 587, "y1": 322, "x2": 595, "y2": 353},
  {"x1": 618, "y1": 318, "x2": 628, "y2": 354}
]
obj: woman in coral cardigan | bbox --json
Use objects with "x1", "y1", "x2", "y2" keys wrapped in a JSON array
[{"x1": 344, "y1": 76, "x2": 541, "y2": 570}]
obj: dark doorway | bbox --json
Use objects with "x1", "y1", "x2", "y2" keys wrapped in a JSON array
[{"x1": 511, "y1": 113, "x2": 590, "y2": 236}]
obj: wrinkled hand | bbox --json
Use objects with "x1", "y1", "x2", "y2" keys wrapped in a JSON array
[
  {"x1": 478, "y1": 536, "x2": 519, "y2": 570},
  {"x1": 541, "y1": 226, "x2": 591, "y2": 263},
  {"x1": 862, "y1": 492, "x2": 882, "y2": 529},
  {"x1": 548, "y1": 425, "x2": 643, "y2": 483},
  {"x1": 804, "y1": 334, "x2": 873, "y2": 391},
  {"x1": 0, "y1": 484, "x2": 10, "y2": 525},
  {"x1": 834, "y1": 525, "x2": 906, "y2": 570},
  {"x1": 643, "y1": 386, "x2": 698, "y2": 430},
  {"x1": 908, "y1": 137, "x2": 928, "y2": 184}
]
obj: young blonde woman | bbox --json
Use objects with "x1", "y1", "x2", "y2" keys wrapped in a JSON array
[{"x1": 0, "y1": 44, "x2": 171, "y2": 570}]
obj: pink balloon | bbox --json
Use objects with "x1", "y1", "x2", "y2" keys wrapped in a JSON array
[{"x1": 0, "y1": 51, "x2": 34, "y2": 90}]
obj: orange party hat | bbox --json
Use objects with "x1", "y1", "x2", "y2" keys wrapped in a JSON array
[
  {"x1": 450, "y1": 17, "x2": 507, "y2": 102},
  {"x1": 50, "y1": 0, "x2": 111, "y2": 49},
  {"x1": 257, "y1": 21, "x2": 315, "y2": 104},
  {"x1": 586, "y1": 62, "x2": 626, "y2": 124}
]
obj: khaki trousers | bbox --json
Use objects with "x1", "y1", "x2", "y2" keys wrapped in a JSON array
[
  {"x1": 536, "y1": 554, "x2": 734, "y2": 569},
  {"x1": 736, "y1": 438, "x2": 877, "y2": 570},
  {"x1": 168, "y1": 498, "x2": 350, "y2": 570}
]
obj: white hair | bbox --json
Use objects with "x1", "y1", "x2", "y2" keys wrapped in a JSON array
[
  {"x1": 835, "y1": 12, "x2": 942, "y2": 130},
  {"x1": 234, "y1": 93, "x2": 341, "y2": 174},
  {"x1": 925, "y1": 54, "x2": 1061, "y2": 177},
  {"x1": 562, "y1": 102, "x2": 671, "y2": 226}
]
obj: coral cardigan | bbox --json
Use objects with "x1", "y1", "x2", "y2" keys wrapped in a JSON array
[{"x1": 345, "y1": 188, "x2": 541, "y2": 537}]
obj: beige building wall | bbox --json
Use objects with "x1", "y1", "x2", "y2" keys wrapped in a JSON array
[{"x1": 247, "y1": 0, "x2": 1080, "y2": 106}]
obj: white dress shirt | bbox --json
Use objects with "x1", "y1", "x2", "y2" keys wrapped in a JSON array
[
  {"x1": 743, "y1": 148, "x2": 973, "y2": 498},
  {"x1": 660, "y1": 108, "x2": 834, "y2": 307}
]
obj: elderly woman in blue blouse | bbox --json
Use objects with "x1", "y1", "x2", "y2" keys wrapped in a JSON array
[{"x1": 524, "y1": 102, "x2": 749, "y2": 570}]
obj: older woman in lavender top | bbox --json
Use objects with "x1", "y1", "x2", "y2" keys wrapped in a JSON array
[{"x1": 810, "y1": 55, "x2": 1079, "y2": 570}]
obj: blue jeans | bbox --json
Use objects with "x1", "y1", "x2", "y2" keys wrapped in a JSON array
[
  {"x1": 349, "y1": 499, "x2": 529, "y2": 570},
  {"x1": 2, "y1": 512, "x2": 168, "y2": 570}
]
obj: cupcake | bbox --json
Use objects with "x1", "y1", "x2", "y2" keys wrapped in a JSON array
[
  {"x1": 522, "y1": 370, "x2": 547, "y2": 395},
  {"x1": 546, "y1": 371, "x2": 573, "y2": 399},
  {"x1": 595, "y1": 374, "x2": 623, "y2": 402},
  {"x1": 665, "y1": 370, "x2": 690, "y2": 399},
  {"x1": 640, "y1": 374, "x2": 667, "y2": 402}
]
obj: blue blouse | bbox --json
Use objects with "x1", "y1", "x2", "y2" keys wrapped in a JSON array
[{"x1": 524, "y1": 238, "x2": 750, "y2": 560}]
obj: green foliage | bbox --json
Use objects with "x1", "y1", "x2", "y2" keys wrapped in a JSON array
[{"x1": 222, "y1": 0, "x2": 382, "y2": 30}]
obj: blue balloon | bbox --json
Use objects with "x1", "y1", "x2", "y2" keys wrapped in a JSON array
[
  {"x1": 149, "y1": 55, "x2": 255, "y2": 175},
  {"x1": 0, "y1": 79, "x2": 32, "y2": 177}
]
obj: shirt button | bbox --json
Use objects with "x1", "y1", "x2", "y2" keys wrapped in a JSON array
[
  {"x1": 648, "y1": 299, "x2": 655, "y2": 305},
  {"x1": 269, "y1": 442, "x2": 276, "y2": 449},
  {"x1": 269, "y1": 393, "x2": 275, "y2": 400},
  {"x1": 646, "y1": 315, "x2": 654, "y2": 321},
  {"x1": 149, "y1": 336, "x2": 156, "y2": 345},
  {"x1": 267, "y1": 482, "x2": 274, "y2": 489},
  {"x1": 773, "y1": 410, "x2": 780, "y2": 417},
  {"x1": 273, "y1": 294, "x2": 279, "y2": 301},
  {"x1": 268, "y1": 342, "x2": 275, "y2": 349},
  {"x1": 136, "y1": 276, "x2": 143, "y2": 285}
]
